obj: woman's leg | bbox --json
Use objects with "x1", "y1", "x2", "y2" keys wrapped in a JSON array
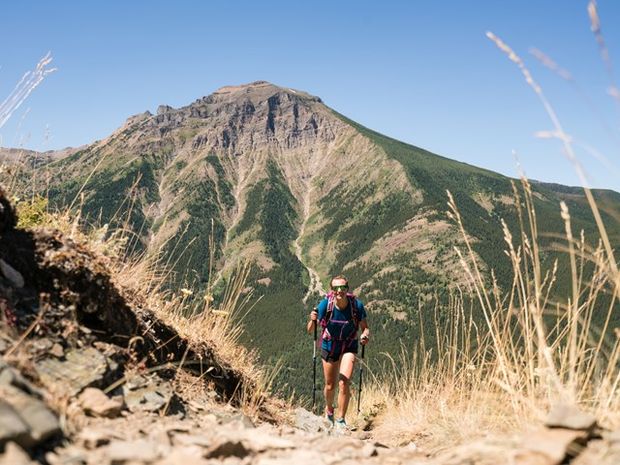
[
  {"x1": 336, "y1": 352, "x2": 356, "y2": 420},
  {"x1": 322, "y1": 357, "x2": 340, "y2": 414}
]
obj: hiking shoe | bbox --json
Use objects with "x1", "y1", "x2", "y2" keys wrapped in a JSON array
[
  {"x1": 325, "y1": 407, "x2": 335, "y2": 425},
  {"x1": 334, "y1": 418, "x2": 348, "y2": 433}
]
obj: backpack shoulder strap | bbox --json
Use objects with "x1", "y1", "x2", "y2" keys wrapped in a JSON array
[{"x1": 321, "y1": 292, "x2": 336, "y2": 328}]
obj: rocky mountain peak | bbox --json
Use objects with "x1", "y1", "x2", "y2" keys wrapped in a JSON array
[
  {"x1": 190, "y1": 81, "x2": 323, "y2": 117},
  {"x1": 211, "y1": 80, "x2": 322, "y2": 104},
  {"x1": 133, "y1": 81, "x2": 326, "y2": 138}
]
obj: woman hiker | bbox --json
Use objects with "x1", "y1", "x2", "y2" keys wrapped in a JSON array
[{"x1": 307, "y1": 275, "x2": 370, "y2": 431}]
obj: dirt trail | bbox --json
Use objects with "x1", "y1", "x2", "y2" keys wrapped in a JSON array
[
  {"x1": 38, "y1": 401, "x2": 618, "y2": 465},
  {"x1": 41, "y1": 403, "x2": 429, "y2": 465}
]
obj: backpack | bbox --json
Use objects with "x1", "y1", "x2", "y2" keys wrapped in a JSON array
[{"x1": 319, "y1": 291, "x2": 360, "y2": 347}]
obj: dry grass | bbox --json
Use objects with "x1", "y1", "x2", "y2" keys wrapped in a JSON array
[
  {"x1": 362, "y1": 178, "x2": 620, "y2": 450},
  {"x1": 363, "y1": 7, "x2": 620, "y2": 448},
  {"x1": 97, "y1": 218, "x2": 276, "y2": 418}
]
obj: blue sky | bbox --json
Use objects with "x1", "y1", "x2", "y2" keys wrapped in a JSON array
[{"x1": 2, "y1": 1, "x2": 620, "y2": 191}]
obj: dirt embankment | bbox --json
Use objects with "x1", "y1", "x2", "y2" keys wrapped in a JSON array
[{"x1": 0, "y1": 187, "x2": 259, "y2": 461}]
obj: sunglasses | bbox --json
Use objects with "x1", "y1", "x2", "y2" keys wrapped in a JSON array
[{"x1": 332, "y1": 285, "x2": 349, "y2": 292}]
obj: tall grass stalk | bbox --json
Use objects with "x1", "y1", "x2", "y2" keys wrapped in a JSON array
[
  {"x1": 0, "y1": 53, "x2": 56, "y2": 129},
  {"x1": 364, "y1": 178, "x2": 620, "y2": 449}
]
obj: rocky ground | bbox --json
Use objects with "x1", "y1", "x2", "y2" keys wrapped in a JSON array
[{"x1": 1, "y1": 188, "x2": 620, "y2": 465}]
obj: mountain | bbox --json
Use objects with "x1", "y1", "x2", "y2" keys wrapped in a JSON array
[{"x1": 4, "y1": 81, "x2": 620, "y2": 396}]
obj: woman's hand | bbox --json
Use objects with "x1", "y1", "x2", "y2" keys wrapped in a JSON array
[
  {"x1": 307, "y1": 308, "x2": 318, "y2": 334},
  {"x1": 360, "y1": 331, "x2": 370, "y2": 345}
]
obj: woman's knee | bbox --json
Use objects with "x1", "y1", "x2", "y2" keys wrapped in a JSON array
[
  {"x1": 325, "y1": 381, "x2": 336, "y2": 392},
  {"x1": 338, "y1": 376, "x2": 350, "y2": 391}
]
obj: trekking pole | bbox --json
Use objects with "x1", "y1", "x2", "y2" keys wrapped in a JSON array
[
  {"x1": 357, "y1": 343, "x2": 365, "y2": 414},
  {"x1": 312, "y1": 307, "x2": 318, "y2": 413}
]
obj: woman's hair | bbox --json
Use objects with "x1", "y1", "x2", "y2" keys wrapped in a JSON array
[{"x1": 330, "y1": 275, "x2": 349, "y2": 286}]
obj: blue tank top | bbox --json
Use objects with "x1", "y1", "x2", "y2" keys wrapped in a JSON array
[{"x1": 317, "y1": 297, "x2": 367, "y2": 352}]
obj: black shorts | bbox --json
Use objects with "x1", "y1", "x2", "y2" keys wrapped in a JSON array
[{"x1": 321, "y1": 341, "x2": 358, "y2": 362}]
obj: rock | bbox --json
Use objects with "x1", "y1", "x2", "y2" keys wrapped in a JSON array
[
  {"x1": 78, "y1": 387, "x2": 124, "y2": 418},
  {"x1": 0, "y1": 363, "x2": 41, "y2": 396},
  {"x1": 105, "y1": 439, "x2": 163, "y2": 463},
  {"x1": 0, "y1": 259, "x2": 24, "y2": 288},
  {"x1": 172, "y1": 434, "x2": 211, "y2": 448},
  {"x1": 5, "y1": 387, "x2": 61, "y2": 447},
  {"x1": 77, "y1": 427, "x2": 119, "y2": 449},
  {"x1": 31, "y1": 338, "x2": 53, "y2": 352},
  {"x1": 205, "y1": 439, "x2": 250, "y2": 459},
  {"x1": 0, "y1": 189, "x2": 17, "y2": 234},
  {"x1": 320, "y1": 437, "x2": 373, "y2": 459},
  {"x1": 514, "y1": 450, "x2": 562, "y2": 465},
  {"x1": 0, "y1": 442, "x2": 36, "y2": 465},
  {"x1": 152, "y1": 446, "x2": 209, "y2": 465},
  {"x1": 200, "y1": 430, "x2": 295, "y2": 460},
  {"x1": 36, "y1": 347, "x2": 113, "y2": 397},
  {"x1": 162, "y1": 421, "x2": 192, "y2": 435},
  {"x1": 125, "y1": 374, "x2": 149, "y2": 391},
  {"x1": 45, "y1": 447, "x2": 88, "y2": 465},
  {"x1": 243, "y1": 433, "x2": 295, "y2": 452},
  {"x1": 157, "y1": 105, "x2": 174, "y2": 115},
  {"x1": 220, "y1": 412, "x2": 255, "y2": 429},
  {"x1": 545, "y1": 404, "x2": 597, "y2": 432},
  {"x1": 50, "y1": 343, "x2": 64, "y2": 358},
  {"x1": 571, "y1": 438, "x2": 620, "y2": 465},
  {"x1": 123, "y1": 375, "x2": 173, "y2": 413},
  {"x1": 253, "y1": 448, "x2": 324, "y2": 465},
  {"x1": 0, "y1": 401, "x2": 30, "y2": 448},
  {"x1": 360, "y1": 442, "x2": 378, "y2": 457},
  {"x1": 606, "y1": 430, "x2": 620, "y2": 443},
  {"x1": 294, "y1": 407, "x2": 331, "y2": 433},
  {"x1": 517, "y1": 428, "x2": 588, "y2": 465}
]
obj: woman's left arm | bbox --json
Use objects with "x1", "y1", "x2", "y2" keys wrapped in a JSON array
[{"x1": 359, "y1": 319, "x2": 370, "y2": 343}]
